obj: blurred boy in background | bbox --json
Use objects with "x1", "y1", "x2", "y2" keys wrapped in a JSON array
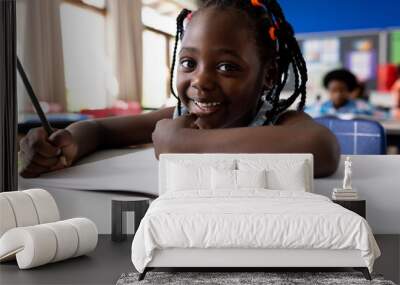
[{"x1": 306, "y1": 68, "x2": 374, "y2": 118}]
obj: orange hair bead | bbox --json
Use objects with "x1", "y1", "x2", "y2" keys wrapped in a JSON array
[
  {"x1": 251, "y1": 0, "x2": 263, "y2": 7},
  {"x1": 269, "y1": 26, "x2": 277, "y2": 40}
]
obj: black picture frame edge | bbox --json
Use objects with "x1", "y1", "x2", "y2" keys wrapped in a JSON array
[{"x1": 0, "y1": 0, "x2": 17, "y2": 192}]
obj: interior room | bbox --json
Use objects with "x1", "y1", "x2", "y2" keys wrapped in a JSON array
[{"x1": 1, "y1": 0, "x2": 399, "y2": 284}]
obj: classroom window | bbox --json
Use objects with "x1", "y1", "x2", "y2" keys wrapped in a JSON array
[
  {"x1": 141, "y1": 0, "x2": 197, "y2": 109},
  {"x1": 60, "y1": 0, "x2": 109, "y2": 112},
  {"x1": 17, "y1": 0, "x2": 197, "y2": 116},
  {"x1": 142, "y1": 29, "x2": 170, "y2": 108}
]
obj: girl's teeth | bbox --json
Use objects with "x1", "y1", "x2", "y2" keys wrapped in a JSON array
[{"x1": 195, "y1": 101, "x2": 221, "y2": 107}]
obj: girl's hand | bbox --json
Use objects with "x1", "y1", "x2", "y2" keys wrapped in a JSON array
[
  {"x1": 152, "y1": 114, "x2": 198, "y2": 159},
  {"x1": 19, "y1": 128, "x2": 79, "y2": 178}
]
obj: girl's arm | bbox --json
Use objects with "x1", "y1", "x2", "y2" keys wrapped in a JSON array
[
  {"x1": 19, "y1": 107, "x2": 174, "y2": 178},
  {"x1": 152, "y1": 111, "x2": 340, "y2": 177},
  {"x1": 68, "y1": 107, "x2": 175, "y2": 160}
]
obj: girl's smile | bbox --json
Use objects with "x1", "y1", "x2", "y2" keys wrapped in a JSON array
[{"x1": 189, "y1": 98, "x2": 223, "y2": 116}]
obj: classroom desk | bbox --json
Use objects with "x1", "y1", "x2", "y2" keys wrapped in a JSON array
[
  {"x1": 380, "y1": 120, "x2": 400, "y2": 135},
  {"x1": 380, "y1": 120, "x2": 400, "y2": 150},
  {"x1": 18, "y1": 147, "x2": 400, "y2": 234}
]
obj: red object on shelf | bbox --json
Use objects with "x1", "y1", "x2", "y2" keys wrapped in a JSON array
[
  {"x1": 378, "y1": 64, "x2": 398, "y2": 92},
  {"x1": 80, "y1": 101, "x2": 142, "y2": 118},
  {"x1": 392, "y1": 108, "x2": 400, "y2": 120},
  {"x1": 392, "y1": 79, "x2": 400, "y2": 108},
  {"x1": 80, "y1": 108, "x2": 111, "y2": 118}
]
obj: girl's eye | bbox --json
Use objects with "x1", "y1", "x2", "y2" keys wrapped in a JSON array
[
  {"x1": 217, "y1": 63, "x2": 240, "y2": 72},
  {"x1": 180, "y1": 59, "x2": 196, "y2": 69}
]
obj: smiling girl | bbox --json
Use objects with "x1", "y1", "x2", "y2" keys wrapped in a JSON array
[{"x1": 19, "y1": 0, "x2": 340, "y2": 178}]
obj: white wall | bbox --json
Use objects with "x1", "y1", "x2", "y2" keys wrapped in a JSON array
[{"x1": 315, "y1": 155, "x2": 400, "y2": 234}]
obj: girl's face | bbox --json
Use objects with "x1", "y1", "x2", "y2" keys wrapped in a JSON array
[{"x1": 176, "y1": 7, "x2": 267, "y2": 129}]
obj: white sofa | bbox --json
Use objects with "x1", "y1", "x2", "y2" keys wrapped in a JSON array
[{"x1": 0, "y1": 189, "x2": 98, "y2": 269}]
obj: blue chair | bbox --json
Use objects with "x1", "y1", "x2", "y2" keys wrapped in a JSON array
[{"x1": 315, "y1": 117, "x2": 387, "y2": 154}]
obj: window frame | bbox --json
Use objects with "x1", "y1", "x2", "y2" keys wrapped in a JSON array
[
  {"x1": 62, "y1": 0, "x2": 107, "y2": 16},
  {"x1": 142, "y1": 25, "x2": 174, "y2": 109}
]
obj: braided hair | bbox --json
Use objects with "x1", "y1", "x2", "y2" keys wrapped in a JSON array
[{"x1": 169, "y1": 0, "x2": 307, "y2": 124}]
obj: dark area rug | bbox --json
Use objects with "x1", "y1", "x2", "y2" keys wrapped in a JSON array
[{"x1": 116, "y1": 271, "x2": 397, "y2": 285}]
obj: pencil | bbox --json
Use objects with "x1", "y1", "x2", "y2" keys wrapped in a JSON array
[{"x1": 17, "y1": 57, "x2": 67, "y2": 166}]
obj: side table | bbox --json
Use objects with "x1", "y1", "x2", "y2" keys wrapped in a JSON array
[
  {"x1": 111, "y1": 197, "x2": 150, "y2": 242},
  {"x1": 332, "y1": 199, "x2": 366, "y2": 219}
]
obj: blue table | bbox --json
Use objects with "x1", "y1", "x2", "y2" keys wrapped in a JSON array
[{"x1": 18, "y1": 113, "x2": 90, "y2": 133}]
